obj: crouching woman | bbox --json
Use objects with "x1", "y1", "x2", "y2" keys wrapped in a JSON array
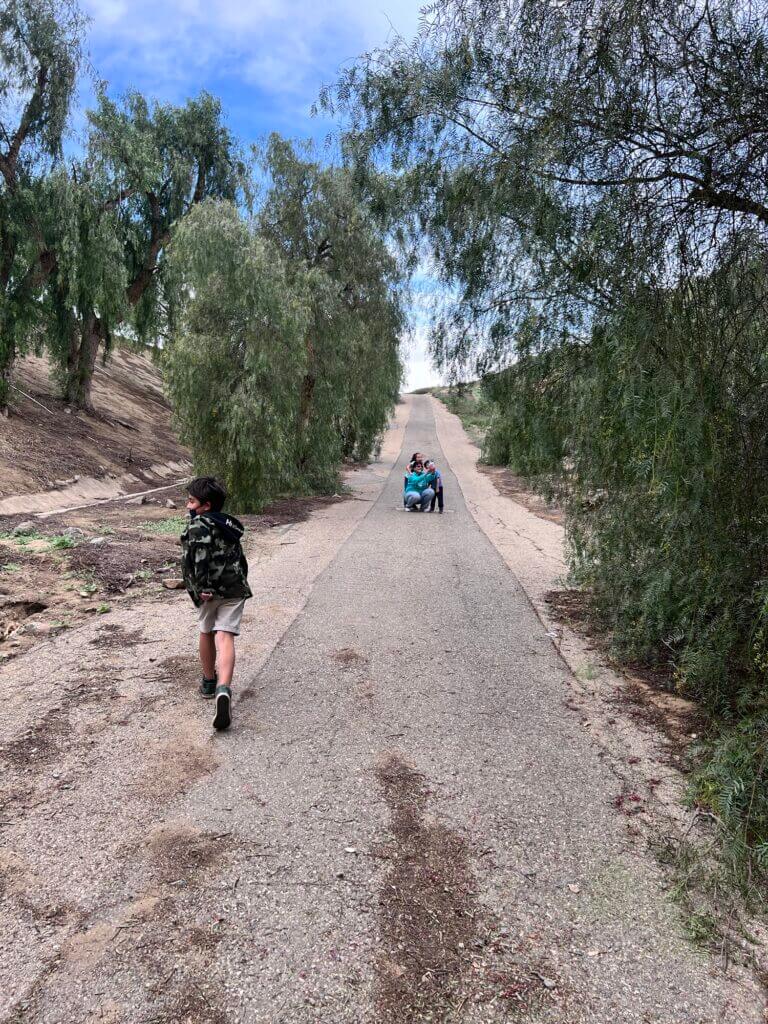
[{"x1": 403, "y1": 463, "x2": 435, "y2": 512}]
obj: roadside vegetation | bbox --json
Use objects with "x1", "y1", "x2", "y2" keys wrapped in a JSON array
[
  {"x1": 0, "y1": 0, "x2": 404, "y2": 509},
  {"x1": 329, "y1": 0, "x2": 768, "y2": 906},
  {"x1": 431, "y1": 383, "x2": 492, "y2": 447}
]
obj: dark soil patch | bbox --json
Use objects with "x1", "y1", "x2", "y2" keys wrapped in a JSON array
[
  {"x1": 146, "y1": 826, "x2": 233, "y2": 884},
  {"x1": 156, "y1": 990, "x2": 230, "y2": 1024},
  {"x1": 0, "y1": 704, "x2": 69, "y2": 770},
  {"x1": 240, "y1": 493, "x2": 347, "y2": 531},
  {"x1": 159, "y1": 654, "x2": 199, "y2": 691},
  {"x1": 89, "y1": 623, "x2": 146, "y2": 649},
  {"x1": 375, "y1": 755, "x2": 545, "y2": 1021},
  {"x1": 546, "y1": 589, "x2": 705, "y2": 756},
  {"x1": 187, "y1": 925, "x2": 224, "y2": 951},
  {"x1": 68, "y1": 535, "x2": 178, "y2": 594},
  {"x1": 331, "y1": 646, "x2": 367, "y2": 668},
  {"x1": 479, "y1": 464, "x2": 564, "y2": 526}
]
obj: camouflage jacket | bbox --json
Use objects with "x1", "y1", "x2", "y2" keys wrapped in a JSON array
[{"x1": 180, "y1": 511, "x2": 253, "y2": 607}]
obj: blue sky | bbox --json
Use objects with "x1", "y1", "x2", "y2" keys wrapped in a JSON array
[{"x1": 80, "y1": 0, "x2": 444, "y2": 391}]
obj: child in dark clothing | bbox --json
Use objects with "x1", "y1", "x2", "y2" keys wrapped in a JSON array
[
  {"x1": 180, "y1": 477, "x2": 252, "y2": 731},
  {"x1": 425, "y1": 460, "x2": 444, "y2": 513}
]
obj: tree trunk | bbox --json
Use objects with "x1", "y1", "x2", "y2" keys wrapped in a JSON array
[
  {"x1": 65, "y1": 314, "x2": 103, "y2": 412},
  {"x1": 297, "y1": 333, "x2": 316, "y2": 469},
  {"x1": 0, "y1": 343, "x2": 14, "y2": 416}
]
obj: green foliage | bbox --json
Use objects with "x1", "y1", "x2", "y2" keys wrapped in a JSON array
[
  {"x1": 691, "y1": 715, "x2": 768, "y2": 894},
  {"x1": 138, "y1": 515, "x2": 188, "y2": 535},
  {"x1": 163, "y1": 200, "x2": 311, "y2": 510},
  {"x1": 436, "y1": 382, "x2": 493, "y2": 445},
  {"x1": 0, "y1": 0, "x2": 248, "y2": 410},
  {"x1": 0, "y1": 0, "x2": 86, "y2": 403},
  {"x1": 257, "y1": 136, "x2": 404, "y2": 485},
  {"x1": 48, "y1": 534, "x2": 77, "y2": 549},
  {"x1": 165, "y1": 142, "x2": 404, "y2": 511}
]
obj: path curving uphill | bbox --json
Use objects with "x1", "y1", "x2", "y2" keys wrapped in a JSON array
[{"x1": 0, "y1": 395, "x2": 762, "y2": 1023}]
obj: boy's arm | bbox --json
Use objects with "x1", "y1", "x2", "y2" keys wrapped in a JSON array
[{"x1": 186, "y1": 524, "x2": 214, "y2": 595}]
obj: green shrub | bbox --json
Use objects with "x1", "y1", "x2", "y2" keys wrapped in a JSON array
[{"x1": 139, "y1": 516, "x2": 187, "y2": 535}]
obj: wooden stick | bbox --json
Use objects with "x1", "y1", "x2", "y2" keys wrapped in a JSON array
[
  {"x1": 9, "y1": 383, "x2": 53, "y2": 415},
  {"x1": 35, "y1": 478, "x2": 189, "y2": 519}
]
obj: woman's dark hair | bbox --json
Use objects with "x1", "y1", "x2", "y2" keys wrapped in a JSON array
[
  {"x1": 410, "y1": 452, "x2": 421, "y2": 463},
  {"x1": 187, "y1": 476, "x2": 227, "y2": 512}
]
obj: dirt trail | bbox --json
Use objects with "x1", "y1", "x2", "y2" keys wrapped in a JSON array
[{"x1": 0, "y1": 395, "x2": 764, "y2": 1023}]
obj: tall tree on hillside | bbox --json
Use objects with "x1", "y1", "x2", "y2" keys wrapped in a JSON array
[
  {"x1": 164, "y1": 200, "x2": 311, "y2": 509},
  {"x1": 0, "y1": 0, "x2": 85, "y2": 411},
  {"x1": 257, "y1": 136, "x2": 404, "y2": 483},
  {"x1": 0, "y1": 0, "x2": 246, "y2": 413},
  {"x1": 165, "y1": 141, "x2": 405, "y2": 509},
  {"x1": 49, "y1": 90, "x2": 247, "y2": 410}
]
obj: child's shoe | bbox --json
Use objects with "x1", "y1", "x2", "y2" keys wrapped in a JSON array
[
  {"x1": 200, "y1": 675, "x2": 217, "y2": 699},
  {"x1": 213, "y1": 685, "x2": 232, "y2": 731}
]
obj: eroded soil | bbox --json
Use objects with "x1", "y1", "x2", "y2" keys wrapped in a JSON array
[{"x1": 0, "y1": 492, "x2": 346, "y2": 665}]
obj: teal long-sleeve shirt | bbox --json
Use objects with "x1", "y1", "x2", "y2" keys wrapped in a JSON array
[{"x1": 404, "y1": 470, "x2": 438, "y2": 494}]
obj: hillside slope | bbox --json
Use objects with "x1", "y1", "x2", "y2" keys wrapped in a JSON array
[{"x1": 0, "y1": 349, "x2": 189, "y2": 503}]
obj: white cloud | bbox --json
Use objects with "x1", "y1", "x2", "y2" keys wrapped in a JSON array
[
  {"x1": 403, "y1": 325, "x2": 443, "y2": 392},
  {"x1": 82, "y1": 0, "x2": 423, "y2": 103}
]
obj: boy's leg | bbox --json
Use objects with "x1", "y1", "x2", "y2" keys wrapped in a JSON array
[
  {"x1": 215, "y1": 630, "x2": 236, "y2": 686},
  {"x1": 199, "y1": 631, "x2": 217, "y2": 680},
  {"x1": 211, "y1": 599, "x2": 245, "y2": 732},
  {"x1": 437, "y1": 486, "x2": 444, "y2": 512},
  {"x1": 429, "y1": 490, "x2": 437, "y2": 511},
  {"x1": 213, "y1": 630, "x2": 235, "y2": 730}
]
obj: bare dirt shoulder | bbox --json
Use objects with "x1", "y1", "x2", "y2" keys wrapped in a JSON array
[
  {"x1": 0, "y1": 350, "x2": 189, "y2": 503},
  {"x1": 0, "y1": 488, "x2": 350, "y2": 665}
]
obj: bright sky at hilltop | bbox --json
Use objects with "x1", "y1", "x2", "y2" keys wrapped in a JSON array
[{"x1": 80, "y1": 0, "x2": 443, "y2": 392}]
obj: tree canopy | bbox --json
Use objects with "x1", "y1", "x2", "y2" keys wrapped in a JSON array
[{"x1": 164, "y1": 138, "x2": 404, "y2": 508}]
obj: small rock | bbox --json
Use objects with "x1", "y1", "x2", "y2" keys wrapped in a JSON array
[
  {"x1": 89, "y1": 537, "x2": 109, "y2": 546},
  {"x1": 162, "y1": 578, "x2": 185, "y2": 590},
  {"x1": 165, "y1": 499, "x2": 177, "y2": 509},
  {"x1": 541, "y1": 977, "x2": 557, "y2": 990},
  {"x1": 127, "y1": 495, "x2": 148, "y2": 506},
  {"x1": 63, "y1": 527, "x2": 85, "y2": 539},
  {"x1": 24, "y1": 621, "x2": 52, "y2": 636},
  {"x1": 11, "y1": 521, "x2": 36, "y2": 537}
]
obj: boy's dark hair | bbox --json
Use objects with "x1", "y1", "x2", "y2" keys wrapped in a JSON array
[{"x1": 187, "y1": 476, "x2": 227, "y2": 512}]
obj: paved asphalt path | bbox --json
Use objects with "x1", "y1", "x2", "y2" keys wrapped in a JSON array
[{"x1": 17, "y1": 395, "x2": 761, "y2": 1023}]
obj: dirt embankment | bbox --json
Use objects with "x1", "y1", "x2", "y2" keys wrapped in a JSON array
[
  {"x1": 0, "y1": 349, "x2": 350, "y2": 666},
  {"x1": 1, "y1": 350, "x2": 190, "y2": 502}
]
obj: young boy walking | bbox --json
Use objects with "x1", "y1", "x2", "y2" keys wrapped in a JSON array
[{"x1": 180, "y1": 477, "x2": 252, "y2": 731}]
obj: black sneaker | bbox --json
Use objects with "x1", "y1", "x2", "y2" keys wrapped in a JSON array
[
  {"x1": 213, "y1": 685, "x2": 232, "y2": 731},
  {"x1": 200, "y1": 676, "x2": 217, "y2": 699}
]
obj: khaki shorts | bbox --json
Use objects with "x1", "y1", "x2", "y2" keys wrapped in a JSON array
[{"x1": 197, "y1": 597, "x2": 246, "y2": 636}]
